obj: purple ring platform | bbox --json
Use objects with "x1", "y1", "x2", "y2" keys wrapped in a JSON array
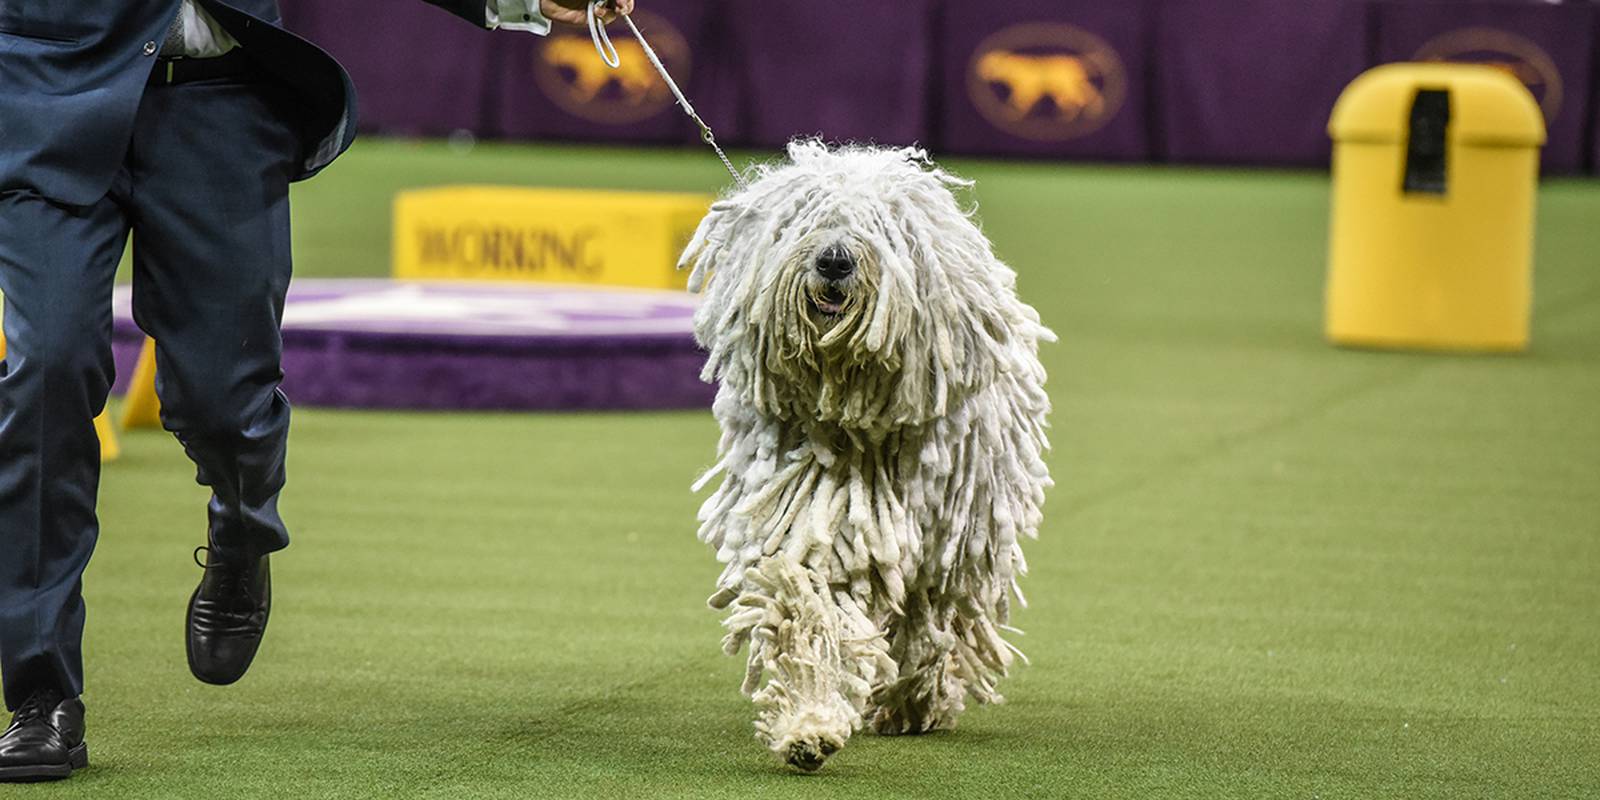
[{"x1": 111, "y1": 280, "x2": 714, "y2": 411}]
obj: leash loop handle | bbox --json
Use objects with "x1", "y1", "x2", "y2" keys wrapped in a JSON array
[{"x1": 586, "y1": 1, "x2": 621, "y2": 68}]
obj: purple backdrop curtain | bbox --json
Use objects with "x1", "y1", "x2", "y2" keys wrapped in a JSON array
[
  {"x1": 720, "y1": 2, "x2": 935, "y2": 149},
  {"x1": 1371, "y1": 0, "x2": 1597, "y2": 174},
  {"x1": 276, "y1": 0, "x2": 1599, "y2": 173},
  {"x1": 490, "y1": 0, "x2": 736, "y2": 144},
  {"x1": 279, "y1": 1, "x2": 497, "y2": 136},
  {"x1": 936, "y1": 0, "x2": 1155, "y2": 160},
  {"x1": 1156, "y1": 0, "x2": 1367, "y2": 167}
]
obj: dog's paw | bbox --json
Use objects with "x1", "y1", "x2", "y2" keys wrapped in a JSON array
[
  {"x1": 782, "y1": 735, "x2": 842, "y2": 772},
  {"x1": 759, "y1": 697, "x2": 853, "y2": 771}
]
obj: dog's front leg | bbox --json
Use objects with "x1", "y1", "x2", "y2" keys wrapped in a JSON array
[{"x1": 724, "y1": 556, "x2": 892, "y2": 771}]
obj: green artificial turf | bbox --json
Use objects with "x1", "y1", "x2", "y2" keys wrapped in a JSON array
[{"x1": 37, "y1": 139, "x2": 1600, "y2": 799}]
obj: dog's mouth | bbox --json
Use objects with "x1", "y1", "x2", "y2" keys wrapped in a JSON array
[{"x1": 809, "y1": 284, "x2": 849, "y2": 317}]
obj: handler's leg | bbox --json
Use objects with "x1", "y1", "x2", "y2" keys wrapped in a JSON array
[
  {"x1": 126, "y1": 69, "x2": 301, "y2": 685},
  {"x1": 0, "y1": 191, "x2": 128, "y2": 711},
  {"x1": 0, "y1": 189, "x2": 127, "y2": 781}
]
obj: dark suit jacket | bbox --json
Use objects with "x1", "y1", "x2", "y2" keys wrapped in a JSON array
[{"x1": 0, "y1": 0, "x2": 486, "y2": 205}]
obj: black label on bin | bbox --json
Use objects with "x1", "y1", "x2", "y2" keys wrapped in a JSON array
[{"x1": 1403, "y1": 89, "x2": 1450, "y2": 196}]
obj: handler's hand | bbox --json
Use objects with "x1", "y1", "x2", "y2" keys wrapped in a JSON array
[{"x1": 540, "y1": 0, "x2": 634, "y2": 25}]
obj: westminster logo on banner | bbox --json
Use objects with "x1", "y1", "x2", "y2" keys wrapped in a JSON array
[
  {"x1": 1414, "y1": 27, "x2": 1563, "y2": 122},
  {"x1": 967, "y1": 23, "x2": 1127, "y2": 141},
  {"x1": 534, "y1": 11, "x2": 692, "y2": 125}
]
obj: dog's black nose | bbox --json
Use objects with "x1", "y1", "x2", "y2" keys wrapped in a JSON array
[{"x1": 815, "y1": 245, "x2": 855, "y2": 281}]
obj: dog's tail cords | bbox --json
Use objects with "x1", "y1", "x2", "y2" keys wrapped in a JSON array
[{"x1": 587, "y1": 0, "x2": 747, "y2": 189}]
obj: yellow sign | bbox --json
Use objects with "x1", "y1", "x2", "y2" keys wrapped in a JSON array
[
  {"x1": 968, "y1": 23, "x2": 1127, "y2": 141},
  {"x1": 534, "y1": 10, "x2": 691, "y2": 124},
  {"x1": 392, "y1": 186, "x2": 712, "y2": 289}
]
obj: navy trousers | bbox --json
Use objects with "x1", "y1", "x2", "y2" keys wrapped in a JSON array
[{"x1": 0, "y1": 67, "x2": 301, "y2": 709}]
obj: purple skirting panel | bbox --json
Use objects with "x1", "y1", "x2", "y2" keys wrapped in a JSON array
[
  {"x1": 271, "y1": 331, "x2": 713, "y2": 411},
  {"x1": 110, "y1": 326, "x2": 713, "y2": 411},
  {"x1": 275, "y1": 1, "x2": 1600, "y2": 172}
]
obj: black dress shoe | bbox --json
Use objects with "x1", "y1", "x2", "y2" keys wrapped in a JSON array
[
  {"x1": 187, "y1": 548, "x2": 272, "y2": 685},
  {"x1": 0, "y1": 690, "x2": 87, "y2": 782}
]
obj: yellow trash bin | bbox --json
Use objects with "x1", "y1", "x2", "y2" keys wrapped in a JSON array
[{"x1": 1326, "y1": 63, "x2": 1545, "y2": 352}]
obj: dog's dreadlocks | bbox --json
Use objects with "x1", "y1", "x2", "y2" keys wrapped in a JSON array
[{"x1": 682, "y1": 141, "x2": 1054, "y2": 770}]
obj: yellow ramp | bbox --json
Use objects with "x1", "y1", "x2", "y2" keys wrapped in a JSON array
[{"x1": 120, "y1": 338, "x2": 163, "y2": 430}]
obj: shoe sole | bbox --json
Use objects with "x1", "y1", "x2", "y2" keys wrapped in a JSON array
[{"x1": 0, "y1": 743, "x2": 88, "y2": 782}]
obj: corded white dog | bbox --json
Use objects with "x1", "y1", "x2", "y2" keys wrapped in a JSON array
[{"x1": 683, "y1": 141, "x2": 1054, "y2": 771}]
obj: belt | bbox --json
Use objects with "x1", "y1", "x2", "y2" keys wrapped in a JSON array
[{"x1": 148, "y1": 49, "x2": 254, "y2": 87}]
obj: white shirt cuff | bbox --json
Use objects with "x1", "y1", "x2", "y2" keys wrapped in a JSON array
[{"x1": 486, "y1": 0, "x2": 552, "y2": 35}]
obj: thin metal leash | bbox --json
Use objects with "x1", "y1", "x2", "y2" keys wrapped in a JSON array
[{"x1": 587, "y1": 0, "x2": 746, "y2": 190}]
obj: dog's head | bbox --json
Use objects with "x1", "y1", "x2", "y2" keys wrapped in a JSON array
[{"x1": 682, "y1": 141, "x2": 1050, "y2": 434}]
